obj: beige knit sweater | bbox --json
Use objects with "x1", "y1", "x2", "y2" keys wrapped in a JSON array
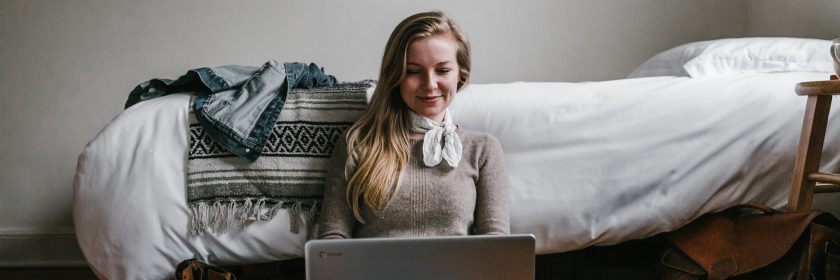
[{"x1": 317, "y1": 127, "x2": 510, "y2": 239}]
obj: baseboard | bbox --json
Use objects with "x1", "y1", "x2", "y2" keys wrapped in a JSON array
[{"x1": 0, "y1": 228, "x2": 88, "y2": 267}]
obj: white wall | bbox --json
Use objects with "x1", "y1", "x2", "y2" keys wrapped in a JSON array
[
  {"x1": 1, "y1": 0, "x2": 751, "y2": 266},
  {"x1": 746, "y1": 0, "x2": 840, "y2": 39}
]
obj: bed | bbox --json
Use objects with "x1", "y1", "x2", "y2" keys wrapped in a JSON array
[{"x1": 73, "y1": 37, "x2": 840, "y2": 279}]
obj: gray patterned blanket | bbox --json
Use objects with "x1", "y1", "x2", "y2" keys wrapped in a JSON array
[{"x1": 187, "y1": 81, "x2": 371, "y2": 235}]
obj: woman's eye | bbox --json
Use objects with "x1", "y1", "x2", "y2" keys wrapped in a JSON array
[
  {"x1": 436, "y1": 68, "x2": 451, "y2": 74},
  {"x1": 406, "y1": 70, "x2": 420, "y2": 75}
]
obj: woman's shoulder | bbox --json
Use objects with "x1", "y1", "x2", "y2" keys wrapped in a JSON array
[
  {"x1": 456, "y1": 126, "x2": 502, "y2": 148},
  {"x1": 456, "y1": 126, "x2": 504, "y2": 166}
]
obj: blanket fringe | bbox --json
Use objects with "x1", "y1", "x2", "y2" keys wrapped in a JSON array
[{"x1": 190, "y1": 199, "x2": 319, "y2": 236}]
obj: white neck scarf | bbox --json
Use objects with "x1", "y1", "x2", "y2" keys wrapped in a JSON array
[{"x1": 410, "y1": 109, "x2": 463, "y2": 167}]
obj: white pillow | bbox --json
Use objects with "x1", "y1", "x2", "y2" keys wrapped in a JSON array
[
  {"x1": 628, "y1": 40, "x2": 716, "y2": 78},
  {"x1": 629, "y1": 37, "x2": 834, "y2": 78}
]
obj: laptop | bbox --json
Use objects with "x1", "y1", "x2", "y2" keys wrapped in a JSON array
[{"x1": 304, "y1": 234, "x2": 535, "y2": 280}]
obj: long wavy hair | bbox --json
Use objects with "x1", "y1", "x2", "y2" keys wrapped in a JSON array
[{"x1": 343, "y1": 10, "x2": 471, "y2": 222}]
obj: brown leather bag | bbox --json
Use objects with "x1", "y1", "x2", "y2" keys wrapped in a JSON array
[
  {"x1": 175, "y1": 258, "x2": 236, "y2": 280},
  {"x1": 657, "y1": 205, "x2": 840, "y2": 280}
]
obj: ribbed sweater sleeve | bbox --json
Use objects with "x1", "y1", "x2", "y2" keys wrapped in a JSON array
[
  {"x1": 316, "y1": 135, "x2": 354, "y2": 239},
  {"x1": 472, "y1": 136, "x2": 510, "y2": 234}
]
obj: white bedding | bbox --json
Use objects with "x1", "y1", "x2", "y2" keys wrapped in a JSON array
[
  {"x1": 453, "y1": 72, "x2": 840, "y2": 252},
  {"x1": 74, "y1": 72, "x2": 840, "y2": 279}
]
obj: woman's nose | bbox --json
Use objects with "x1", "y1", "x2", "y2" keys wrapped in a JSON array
[{"x1": 422, "y1": 73, "x2": 436, "y2": 91}]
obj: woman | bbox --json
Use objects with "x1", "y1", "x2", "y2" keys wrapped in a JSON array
[{"x1": 317, "y1": 10, "x2": 509, "y2": 239}]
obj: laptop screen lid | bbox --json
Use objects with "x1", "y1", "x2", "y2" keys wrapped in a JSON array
[{"x1": 305, "y1": 234, "x2": 535, "y2": 280}]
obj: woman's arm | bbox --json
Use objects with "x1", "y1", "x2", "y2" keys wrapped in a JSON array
[
  {"x1": 472, "y1": 135, "x2": 511, "y2": 235},
  {"x1": 316, "y1": 136, "x2": 356, "y2": 239}
]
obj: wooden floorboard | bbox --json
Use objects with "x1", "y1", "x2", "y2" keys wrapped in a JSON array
[{"x1": 0, "y1": 267, "x2": 98, "y2": 280}]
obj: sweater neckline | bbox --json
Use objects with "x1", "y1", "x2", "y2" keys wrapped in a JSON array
[{"x1": 409, "y1": 125, "x2": 462, "y2": 141}]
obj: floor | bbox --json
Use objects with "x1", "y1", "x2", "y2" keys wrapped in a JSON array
[
  {"x1": 0, "y1": 235, "x2": 667, "y2": 279},
  {"x1": 0, "y1": 267, "x2": 98, "y2": 280},
  {"x1": 535, "y1": 234, "x2": 667, "y2": 280}
]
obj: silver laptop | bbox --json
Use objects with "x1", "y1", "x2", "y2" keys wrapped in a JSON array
[{"x1": 305, "y1": 234, "x2": 535, "y2": 280}]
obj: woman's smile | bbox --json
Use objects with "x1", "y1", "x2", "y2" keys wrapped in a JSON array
[{"x1": 418, "y1": 95, "x2": 442, "y2": 103}]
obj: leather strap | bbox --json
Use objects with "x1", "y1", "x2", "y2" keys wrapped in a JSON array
[{"x1": 707, "y1": 257, "x2": 737, "y2": 280}]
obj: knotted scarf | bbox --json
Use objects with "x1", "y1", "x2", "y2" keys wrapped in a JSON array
[{"x1": 409, "y1": 110, "x2": 463, "y2": 167}]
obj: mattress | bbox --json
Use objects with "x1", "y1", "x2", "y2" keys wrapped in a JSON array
[{"x1": 74, "y1": 72, "x2": 840, "y2": 279}]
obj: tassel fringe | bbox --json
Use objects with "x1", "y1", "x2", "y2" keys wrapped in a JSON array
[{"x1": 189, "y1": 198, "x2": 319, "y2": 236}]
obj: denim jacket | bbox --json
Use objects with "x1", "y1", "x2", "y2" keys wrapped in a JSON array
[{"x1": 125, "y1": 60, "x2": 338, "y2": 161}]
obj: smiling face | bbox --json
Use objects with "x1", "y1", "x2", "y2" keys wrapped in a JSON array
[{"x1": 399, "y1": 34, "x2": 460, "y2": 123}]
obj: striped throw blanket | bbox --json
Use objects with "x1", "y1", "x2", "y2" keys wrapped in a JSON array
[{"x1": 187, "y1": 81, "x2": 371, "y2": 235}]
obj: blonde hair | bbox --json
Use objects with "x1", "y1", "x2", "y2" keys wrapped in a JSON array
[{"x1": 344, "y1": 10, "x2": 471, "y2": 222}]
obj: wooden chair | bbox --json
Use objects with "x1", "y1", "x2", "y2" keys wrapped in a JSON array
[{"x1": 787, "y1": 75, "x2": 840, "y2": 212}]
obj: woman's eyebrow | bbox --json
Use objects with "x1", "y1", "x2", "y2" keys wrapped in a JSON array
[{"x1": 405, "y1": 61, "x2": 455, "y2": 67}]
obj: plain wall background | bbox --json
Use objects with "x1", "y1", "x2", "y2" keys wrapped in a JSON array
[
  {"x1": 0, "y1": 0, "x2": 836, "y2": 266},
  {"x1": 747, "y1": 0, "x2": 840, "y2": 39}
]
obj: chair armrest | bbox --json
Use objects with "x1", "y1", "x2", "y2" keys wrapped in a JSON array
[{"x1": 796, "y1": 80, "x2": 840, "y2": 96}]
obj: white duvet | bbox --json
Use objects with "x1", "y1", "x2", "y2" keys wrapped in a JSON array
[{"x1": 74, "y1": 72, "x2": 840, "y2": 279}]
